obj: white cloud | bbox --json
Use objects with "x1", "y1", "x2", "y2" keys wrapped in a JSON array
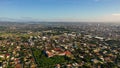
[
  {"x1": 78, "y1": 13, "x2": 120, "y2": 22},
  {"x1": 96, "y1": 13, "x2": 120, "y2": 22},
  {"x1": 112, "y1": 14, "x2": 120, "y2": 16}
]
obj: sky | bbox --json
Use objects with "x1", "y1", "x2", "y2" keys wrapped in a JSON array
[{"x1": 0, "y1": 0, "x2": 120, "y2": 22}]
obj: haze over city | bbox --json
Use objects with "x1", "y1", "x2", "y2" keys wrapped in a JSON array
[{"x1": 0, "y1": 0, "x2": 120, "y2": 22}]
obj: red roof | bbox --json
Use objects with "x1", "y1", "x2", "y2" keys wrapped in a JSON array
[
  {"x1": 65, "y1": 50, "x2": 71, "y2": 55},
  {"x1": 15, "y1": 64, "x2": 22, "y2": 68},
  {"x1": 54, "y1": 48, "x2": 61, "y2": 51},
  {"x1": 5, "y1": 54, "x2": 10, "y2": 56}
]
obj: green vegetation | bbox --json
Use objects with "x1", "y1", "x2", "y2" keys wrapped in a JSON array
[{"x1": 32, "y1": 48, "x2": 68, "y2": 67}]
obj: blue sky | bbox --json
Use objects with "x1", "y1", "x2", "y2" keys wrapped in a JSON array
[{"x1": 0, "y1": 0, "x2": 120, "y2": 22}]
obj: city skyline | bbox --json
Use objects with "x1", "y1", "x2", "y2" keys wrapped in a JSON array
[{"x1": 0, "y1": 0, "x2": 120, "y2": 22}]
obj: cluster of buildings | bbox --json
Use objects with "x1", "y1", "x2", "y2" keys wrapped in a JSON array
[
  {"x1": 0, "y1": 26, "x2": 120, "y2": 68},
  {"x1": 28, "y1": 30, "x2": 120, "y2": 68},
  {"x1": 0, "y1": 35, "x2": 36, "y2": 68}
]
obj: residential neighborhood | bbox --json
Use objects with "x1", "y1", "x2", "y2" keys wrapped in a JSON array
[{"x1": 0, "y1": 23, "x2": 120, "y2": 68}]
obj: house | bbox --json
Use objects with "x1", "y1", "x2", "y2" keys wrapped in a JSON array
[
  {"x1": 44, "y1": 50, "x2": 54, "y2": 58},
  {"x1": 15, "y1": 64, "x2": 22, "y2": 68},
  {"x1": 55, "y1": 64, "x2": 61, "y2": 68},
  {"x1": 5, "y1": 54, "x2": 10, "y2": 59},
  {"x1": 0, "y1": 55, "x2": 4, "y2": 59}
]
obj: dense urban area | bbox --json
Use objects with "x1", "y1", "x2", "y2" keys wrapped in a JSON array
[{"x1": 0, "y1": 22, "x2": 120, "y2": 68}]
